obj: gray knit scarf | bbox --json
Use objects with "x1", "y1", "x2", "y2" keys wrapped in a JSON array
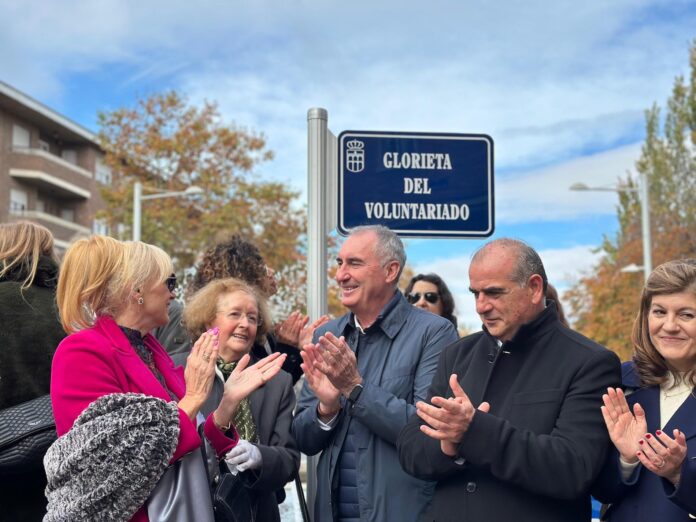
[{"x1": 43, "y1": 393, "x2": 181, "y2": 522}]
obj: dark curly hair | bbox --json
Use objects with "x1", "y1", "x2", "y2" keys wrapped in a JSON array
[
  {"x1": 404, "y1": 273, "x2": 457, "y2": 328},
  {"x1": 189, "y1": 235, "x2": 271, "y2": 296},
  {"x1": 632, "y1": 258, "x2": 696, "y2": 388}
]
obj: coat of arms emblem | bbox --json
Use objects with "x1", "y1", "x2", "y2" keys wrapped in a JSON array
[{"x1": 345, "y1": 139, "x2": 365, "y2": 173}]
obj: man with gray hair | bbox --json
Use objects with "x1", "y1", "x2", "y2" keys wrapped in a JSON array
[
  {"x1": 293, "y1": 225, "x2": 458, "y2": 522},
  {"x1": 398, "y1": 238, "x2": 621, "y2": 522}
]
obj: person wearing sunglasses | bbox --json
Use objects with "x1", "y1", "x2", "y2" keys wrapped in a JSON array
[
  {"x1": 46, "y1": 237, "x2": 285, "y2": 521},
  {"x1": 404, "y1": 273, "x2": 458, "y2": 329}
]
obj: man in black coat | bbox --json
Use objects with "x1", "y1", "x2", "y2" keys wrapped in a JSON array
[{"x1": 397, "y1": 238, "x2": 621, "y2": 522}]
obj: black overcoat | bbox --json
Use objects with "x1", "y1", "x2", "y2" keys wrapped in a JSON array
[
  {"x1": 398, "y1": 305, "x2": 621, "y2": 522},
  {"x1": 0, "y1": 256, "x2": 66, "y2": 521}
]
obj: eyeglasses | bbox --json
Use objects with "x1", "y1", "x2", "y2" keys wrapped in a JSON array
[
  {"x1": 406, "y1": 292, "x2": 440, "y2": 305},
  {"x1": 165, "y1": 274, "x2": 177, "y2": 292},
  {"x1": 217, "y1": 309, "x2": 262, "y2": 327}
]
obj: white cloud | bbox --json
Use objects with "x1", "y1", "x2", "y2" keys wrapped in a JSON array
[
  {"x1": 2, "y1": 0, "x2": 692, "y2": 197},
  {"x1": 171, "y1": 1, "x2": 693, "y2": 202},
  {"x1": 495, "y1": 143, "x2": 642, "y2": 223}
]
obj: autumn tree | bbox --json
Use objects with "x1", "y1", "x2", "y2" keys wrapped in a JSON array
[
  {"x1": 567, "y1": 40, "x2": 696, "y2": 361},
  {"x1": 97, "y1": 91, "x2": 306, "y2": 309}
]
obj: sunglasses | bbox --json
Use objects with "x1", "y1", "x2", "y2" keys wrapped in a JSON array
[
  {"x1": 406, "y1": 292, "x2": 439, "y2": 305},
  {"x1": 165, "y1": 274, "x2": 177, "y2": 292}
]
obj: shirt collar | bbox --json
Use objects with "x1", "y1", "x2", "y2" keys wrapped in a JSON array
[{"x1": 348, "y1": 290, "x2": 402, "y2": 336}]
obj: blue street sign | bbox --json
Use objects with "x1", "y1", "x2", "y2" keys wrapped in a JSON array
[{"x1": 338, "y1": 131, "x2": 494, "y2": 238}]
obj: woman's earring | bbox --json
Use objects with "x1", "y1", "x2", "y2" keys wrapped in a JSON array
[{"x1": 137, "y1": 297, "x2": 144, "y2": 305}]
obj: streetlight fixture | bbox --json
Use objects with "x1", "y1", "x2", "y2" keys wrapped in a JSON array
[
  {"x1": 132, "y1": 181, "x2": 204, "y2": 241},
  {"x1": 569, "y1": 172, "x2": 652, "y2": 282},
  {"x1": 619, "y1": 263, "x2": 643, "y2": 274}
]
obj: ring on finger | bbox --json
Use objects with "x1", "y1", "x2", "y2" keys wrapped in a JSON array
[
  {"x1": 202, "y1": 353, "x2": 211, "y2": 362},
  {"x1": 655, "y1": 457, "x2": 666, "y2": 469}
]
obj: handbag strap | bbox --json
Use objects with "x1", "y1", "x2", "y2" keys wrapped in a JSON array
[
  {"x1": 197, "y1": 424, "x2": 217, "y2": 507},
  {"x1": 294, "y1": 470, "x2": 310, "y2": 522}
]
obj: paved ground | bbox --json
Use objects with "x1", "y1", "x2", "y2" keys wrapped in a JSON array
[{"x1": 279, "y1": 480, "x2": 305, "y2": 521}]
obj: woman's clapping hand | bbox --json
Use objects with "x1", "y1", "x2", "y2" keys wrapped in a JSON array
[{"x1": 601, "y1": 387, "x2": 648, "y2": 463}]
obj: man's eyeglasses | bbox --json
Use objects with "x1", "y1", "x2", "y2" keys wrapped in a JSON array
[
  {"x1": 165, "y1": 274, "x2": 177, "y2": 292},
  {"x1": 406, "y1": 292, "x2": 440, "y2": 305}
]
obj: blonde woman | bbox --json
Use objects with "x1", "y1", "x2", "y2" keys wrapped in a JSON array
[
  {"x1": 0, "y1": 221, "x2": 65, "y2": 521},
  {"x1": 46, "y1": 236, "x2": 285, "y2": 522}
]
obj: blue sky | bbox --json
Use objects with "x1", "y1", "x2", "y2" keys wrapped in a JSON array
[{"x1": 2, "y1": 0, "x2": 694, "y2": 327}]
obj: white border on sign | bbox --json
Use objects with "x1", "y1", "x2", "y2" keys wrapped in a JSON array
[{"x1": 338, "y1": 132, "x2": 494, "y2": 238}]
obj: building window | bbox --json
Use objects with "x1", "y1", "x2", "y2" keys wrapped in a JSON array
[
  {"x1": 38, "y1": 139, "x2": 50, "y2": 152},
  {"x1": 12, "y1": 124, "x2": 30, "y2": 149},
  {"x1": 36, "y1": 198, "x2": 45, "y2": 213},
  {"x1": 95, "y1": 157, "x2": 112, "y2": 185},
  {"x1": 9, "y1": 188, "x2": 28, "y2": 214},
  {"x1": 93, "y1": 218, "x2": 110, "y2": 235},
  {"x1": 61, "y1": 149, "x2": 77, "y2": 165},
  {"x1": 60, "y1": 208, "x2": 75, "y2": 222}
]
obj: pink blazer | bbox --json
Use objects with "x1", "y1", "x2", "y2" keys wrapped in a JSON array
[{"x1": 50, "y1": 315, "x2": 237, "y2": 522}]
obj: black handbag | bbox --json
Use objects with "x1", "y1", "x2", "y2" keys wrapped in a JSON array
[
  {"x1": 211, "y1": 465, "x2": 256, "y2": 522},
  {"x1": 197, "y1": 425, "x2": 256, "y2": 522},
  {"x1": 0, "y1": 394, "x2": 57, "y2": 475}
]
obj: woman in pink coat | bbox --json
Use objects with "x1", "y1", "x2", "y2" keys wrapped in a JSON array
[{"x1": 46, "y1": 236, "x2": 286, "y2": 522}]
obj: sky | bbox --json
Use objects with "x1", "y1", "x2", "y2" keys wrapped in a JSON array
[{"x1": 2, "y1": 0, "x2": 694, "y2": 328}]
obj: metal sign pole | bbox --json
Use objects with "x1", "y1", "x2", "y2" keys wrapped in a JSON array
[
  {"x1": 307, "y1": 107, "x2": 329, "y2": 320},
  {"x1": 306, "y1": 107, "x2": 331, "y2": 520}
]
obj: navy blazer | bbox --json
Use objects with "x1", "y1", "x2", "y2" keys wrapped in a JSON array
[{"x1": 593, "y1": 362, "x2": 696, "y2": 521}]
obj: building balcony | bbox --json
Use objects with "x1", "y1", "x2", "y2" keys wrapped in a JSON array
[
  {"x1": 9, "y1": 167, "x2": 91, "y2": 200},
  {"x1": 8, "y1": 208, "x2": 91, "y2": 237},
  {"x1": 12, "y1": 146, "x2": 93, "y2": 178}
]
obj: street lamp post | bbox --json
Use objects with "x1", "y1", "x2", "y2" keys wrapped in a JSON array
[
  {"x1": 132, "y1": 181, "x2": 204, "y2": 241},
  {"x1": 570, "y1": 170, "x2": 652, "y2": 282}
]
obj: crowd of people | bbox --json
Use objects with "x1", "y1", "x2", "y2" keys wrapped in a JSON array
[{"x1": 0, "y1": 220, "x2": 693, "y2": 521}]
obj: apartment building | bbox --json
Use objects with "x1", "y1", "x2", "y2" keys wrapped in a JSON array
[{"x1": 0, "y1": 81, "x2": 110, "y2": 251}]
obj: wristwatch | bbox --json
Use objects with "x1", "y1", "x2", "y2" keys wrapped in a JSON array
[{"x1": 348, "y1": 383, "x2": 364, "y2": 404}]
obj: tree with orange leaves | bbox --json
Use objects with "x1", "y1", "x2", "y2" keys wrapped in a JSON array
[
  {"x1": 567, "y1": 40, "x2": 696, "y2": 361},
  {"x1": 97, "y1": 91, "x2": 306, "y2": 309}
]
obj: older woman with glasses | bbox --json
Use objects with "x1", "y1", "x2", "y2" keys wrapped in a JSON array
[
  {"x1": 593, "y1": 259, "x2": 696, "y2": 520},
  {"x1": 157, "y1": 235, "x2": 328, "y2": 384},
  {"x1": 404, "y1": 273, "x2": 458, "y2": 328},
  {"x1": 46, "y1": 237, "x2": 285, "y2": 522},
  {"x1": 178, "y1": 278, "x2": 299, "y2": 522}
]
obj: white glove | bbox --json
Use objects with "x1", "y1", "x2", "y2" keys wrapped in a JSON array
[{"x1": 225, "y1": 439, "x2": 262, "y2": 472}]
